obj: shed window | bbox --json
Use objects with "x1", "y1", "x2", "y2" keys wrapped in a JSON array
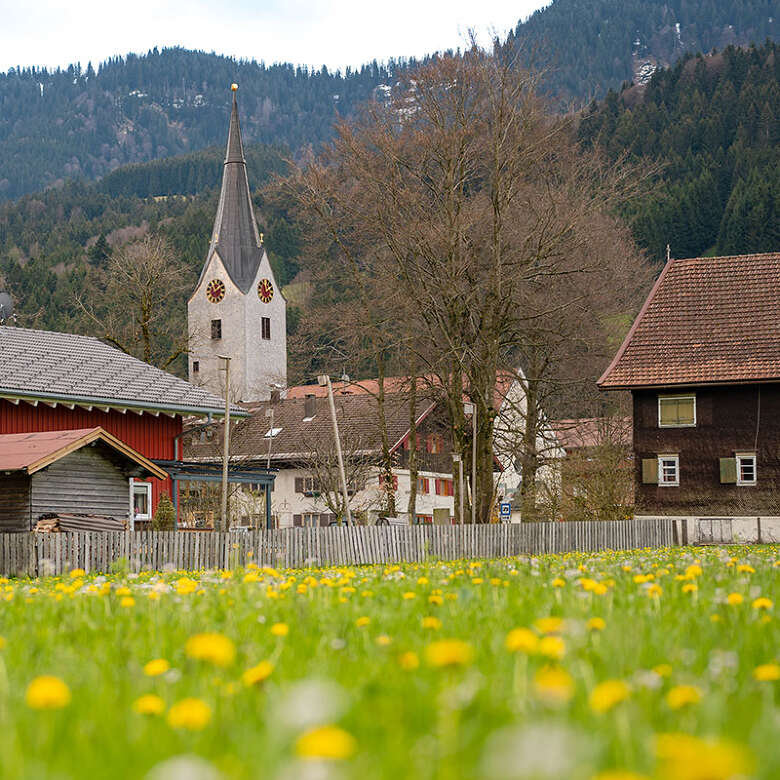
[
  {"x1": 658, "y1": 395, "x2": 695, "y2": 427},
  {"x1": 211, "y1": 319, "x2": 222, "y2": 340},
  {"x1": 657, "y1": 455, "x2": 679, "y2": 487},
  {"x1": 261, "y1": 317, "x2": 271, "y2": 340},
  {"x1": 736, "y1": 453, "x2": 757, "y2": 486},
  {"x1": 132, "y1": 482, "x2": 152, "y2": 519}
]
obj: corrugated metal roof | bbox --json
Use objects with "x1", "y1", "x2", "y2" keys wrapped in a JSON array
[
  {"x1": 0, "y1": 326, "x2": 235, "y2": 416},
  {"x1": 0, "y1": 427, "x2": 166, "y2": 478}
]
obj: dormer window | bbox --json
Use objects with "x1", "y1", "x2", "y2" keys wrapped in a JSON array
[{"x1": 658, "y1": 394, "x2": 695, "y2": 427}]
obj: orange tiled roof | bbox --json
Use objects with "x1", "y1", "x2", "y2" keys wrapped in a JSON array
[{"x1": 598, "y1": 252, "x2": 780, "y2": 389}]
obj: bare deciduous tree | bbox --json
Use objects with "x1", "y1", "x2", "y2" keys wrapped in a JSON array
[{"x1": 76, "y1": 234, "x2": 193, "y2": 369}]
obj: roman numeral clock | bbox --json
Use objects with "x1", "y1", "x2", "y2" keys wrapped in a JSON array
[{"x1": 257, "y1": 278, "x2": 274, "y2": 303}]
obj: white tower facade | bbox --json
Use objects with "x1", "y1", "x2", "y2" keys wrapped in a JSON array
[{"x1": 188, "y1": 87, "x2": 287, "y2": 402}]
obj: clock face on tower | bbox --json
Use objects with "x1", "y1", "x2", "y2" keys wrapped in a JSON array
[
  {"x1": 206, "y1": 278, "x2": 226, "y2": 303},
  {"x1": 257, "y1": 278, "x2": 274, "y2": 303}
]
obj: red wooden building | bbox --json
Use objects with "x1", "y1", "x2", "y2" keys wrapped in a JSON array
[{"x1": 0, "y1": 325, "x2": 238, "y2": 524}]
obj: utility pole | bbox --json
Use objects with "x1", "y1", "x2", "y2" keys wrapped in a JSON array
[
  {"x1": 318, "y1": 374, "x2": 352, "y2": 526},
  {"x1": 452, "y1": 451, "x2": 464, "y2": 525},
  {"x1": 464, "y1": 401, "x2": 477, "y2": 524},
  {"x1": 265, "y1": 406, "x2": 274, "y2": 470},
  {"x1": 219, "y1": 355, "x2": 231, "y2": 533}
]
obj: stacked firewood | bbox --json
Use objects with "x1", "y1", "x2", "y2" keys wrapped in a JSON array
[{"x1": 34, "y1": 513, "x2": 128, "y2": 533}]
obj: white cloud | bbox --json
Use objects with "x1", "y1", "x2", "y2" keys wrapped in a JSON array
[{"x1": 0, "y1": 0, "x2": 547, "y2": 73}]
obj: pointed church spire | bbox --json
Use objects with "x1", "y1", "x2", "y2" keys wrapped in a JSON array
[
  {"x1": 200, "y1": 84, "x2": 264, "y2": 294},
  {"x1": 225, "y1": 84, "x2": 246, "y2": 164}
]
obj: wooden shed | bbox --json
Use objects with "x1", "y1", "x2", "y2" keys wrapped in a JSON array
[{"x1": 0, "y1": 427, "x2": 167, "y2": 532}]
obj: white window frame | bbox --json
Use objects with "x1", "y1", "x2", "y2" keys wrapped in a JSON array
[
  {"x1": 736, "y1": 452, "x2": 757, "y2": 486},
  {"x1": 131, "y1": 480, "x2": 153, "y2": 521},
  {"x1": 657, "y1": 454, "x2": 680, "y2": 487},
  {"x1": 658, "y1": 394, "x2": 697, "y2": 428}
]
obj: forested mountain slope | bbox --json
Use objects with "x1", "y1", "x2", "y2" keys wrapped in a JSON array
[
  {"x1": 579, "y1": 41, "x2": 779, "y2": 261},
  {"x1": 0, "y1": 0, "x2": 775, "y2": 200},
  {"x1": 510, "y1": 0, "x2": 776, "y2": 103}
]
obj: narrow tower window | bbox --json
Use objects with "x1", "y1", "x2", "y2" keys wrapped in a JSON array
[
  {"x1": 261, "y1": 317, "x2": 271, "y2": 340},
  {"x1": 192, "y1": 361, "x2": 200, "y2": 373},
  {"x1": 211, "y1": 319, "x2": 222, "y2": 339}
]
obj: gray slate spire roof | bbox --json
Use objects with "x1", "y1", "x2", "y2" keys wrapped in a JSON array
[{"x1": 201, "y1": 88, "x2": 264, "y2": 293}]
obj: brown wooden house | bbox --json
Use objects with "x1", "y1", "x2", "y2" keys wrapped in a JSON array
[{"x1": 598, "y1": 252, "x2": 780, "y2": 518}]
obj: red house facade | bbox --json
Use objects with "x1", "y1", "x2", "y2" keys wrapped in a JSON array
[{"x1": 0, "y1": 326, "x2": 235, "y2": 524}]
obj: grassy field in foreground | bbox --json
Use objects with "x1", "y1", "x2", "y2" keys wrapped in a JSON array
[{"x1": 0, "y1": 546, "x2": 778, "y2": 780}]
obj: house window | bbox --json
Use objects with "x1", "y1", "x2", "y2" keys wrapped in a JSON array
[
  {"x1": 417, "y1": 477, "x2": 430, "y2": 494},
  {"x1": 132, "y1": 481, "x2": 152, "y2": 519},
  {"x1": 658, "y1": 395, "x2": 696, "y2": 427},
  {"x1": 261, "y1": 317, "x2": 271, "y2": 340},
  {"x1": 294, "y1": 477, "x2": 320, "y2": 495},
  {"x1": 211, "y1": 319, "x2": 222, "y2": 340},
  {"x1": 192, "y1": 360, "x2": 199, "y2": 373},
  {"x1": 435, "y1": 478, "x2": 454, "y2": 496},
  {"x1": 657, "y1": 455, "x2": 680, "y2": 487},
  {"x1": 736, "y1": 453, "x2": 757, "y2": 486}
]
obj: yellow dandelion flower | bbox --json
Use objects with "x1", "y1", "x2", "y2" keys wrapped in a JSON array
[
  {"x1": 551, "y1": 578, "x2": 566, "y2": 588},
  {"x1": 355, "y1": 616, "x2": 371, "y2": 628},
  {"x1": 685, "y1": 564, "x2": 703, "y2": 578},
  {"x1": 682, "y1": 583, "x2": 697, "y2": 594},
  {"x1": 402, "y1": 592, "x2": 416, "y2": 600},
  {"x1": 534, "y1": 617, "x2": 564, "y2": 634},
  {"x1": 593, "y1": 772, "x2": 651, "y2": 780},
  {"x1": 587, "y1": 617, "x2": 606, "y2": 631},
  {"x1": 242, "y1": 660, "x2": 274, "y2": 686},
  {"x1": 166, "y1": 697, "x2": 212, "y2": 730},
  {"x1": 271, "y1": 622, "x2": 289, "y2": 637},
  {"x1": 653, "y1": 664, "x2": 673, "y2": 678},
  {"x1": 143, "y1": 658, "x2": 170, "y2": 677},
  {"x1": 656, "y1": 733, "x2": 754, "y2": 780},
  {"x1": 115, "y1": 586, "x2": 132, "y2": 596},
  {"x1": 295, "y1": 725, "x2": 357, "y2": 761},
  {"x1": 753, "y1": 663, "x2": 780, "y2": 681},
  {"x1": 422, "y1": 616, "x2": 441, "y2": 630},
  {"x1": 425, "y1": 639, "x2": 474, "y2": 668},
  {"x1": 399, "y1": 651, "x2": 419, "y2": 670},
  {"x1": 185, "y1": 632, "x2": 236, "y2": 667},
  {"x1": 120, "y1": 596, "x2": 135, "y2": 608},
  {"x1": 505, "y1": 627, "x2": 539, "y2": 654},
  {"x1": 375, "y1": 635, "x2": 392, "y2": 647},
  {"x1": 666, "y1": 685, "x2": 702, "y2": 710},
  {"x1": 589, "y1": 679, "x2": 631, "y2": 714},
  {"x1": 428, "y1": 594, "x2": 444, "y2": 606},
  {"x1": 752, "y1": 597, "x2": 773, "y2": 610},
  {"x1": 417, "y1": 576, "x2": 429, "y2": 585},
  {"x1": 175, "y1": 577, "x2": 198, "y2": 595},
  {"x1": 25, "y1": 676, "x2": 71, "y2": 710},
  {"x1": 0, "y1": 636, "x2": 6, "y2": 650},
  {"x1": 132, "y1": 694, "x2": 165, "y2": 715},
  {"x1": 533, "y1": 665, "x2": 575, "y2": 706},
  {"x1": 538, "y1": 635, "x2": 566, "y2": 660},
  {"x1": 69, "y1": 569, "x2": 86, "y2": 578},
  {"x1": 737, "y1": 564, "x2": 755, "y2": 574}
]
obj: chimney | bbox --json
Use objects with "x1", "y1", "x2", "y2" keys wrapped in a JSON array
[
  {"x1": 304, "y1": 394, "x2": 316, "y2": 420},
  {"x1": 270, "y1": 388, "x2": 281, "y2": 404}
]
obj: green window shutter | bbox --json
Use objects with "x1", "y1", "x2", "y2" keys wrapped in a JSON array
[
  {"x1": 642, "y1": 458, "x2": 658, "y2": 484},
  {"x1": 720, "y1": 458, "x2": 737, "y2": 484}
]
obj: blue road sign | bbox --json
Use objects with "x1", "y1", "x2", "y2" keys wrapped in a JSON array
[{"x1": 499, "y1": 502, "x2": 511, "y2": 519}]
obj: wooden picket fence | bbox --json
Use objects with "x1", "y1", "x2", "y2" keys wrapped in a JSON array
[{"x1": 0, "y1": 518, "x2": 676, "y2": 577}]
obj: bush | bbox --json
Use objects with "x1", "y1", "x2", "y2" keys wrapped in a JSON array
[{"x1": 152, "y1": 494, "x2": 176, "y2": 531}]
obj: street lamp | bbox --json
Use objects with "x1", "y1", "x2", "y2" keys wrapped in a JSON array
[
  {"x1": 463, "y1": 401, "x2": 476, "y2": 525},
  {"x1": 317, "y1": 374, "x2": 353, "y2": 527},
  {"x1": 218, "y1": 355, "x2": 231, "y2": 533},
  {"x1": 452, "y1": 452, "x2": 464, "y2": 525}
]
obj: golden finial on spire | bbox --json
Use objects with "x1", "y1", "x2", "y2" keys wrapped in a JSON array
[{"x1": 231, "y1": 83, "x2": 238, "y2": 92}]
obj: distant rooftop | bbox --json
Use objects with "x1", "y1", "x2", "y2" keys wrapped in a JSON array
[{"x1": 0, "y1": 326, "x2": 239, "y2": 417}]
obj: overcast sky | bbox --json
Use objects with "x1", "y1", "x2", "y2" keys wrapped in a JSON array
[{"x1": 0, "y1": 0, "x2": 548, "y2": 74}]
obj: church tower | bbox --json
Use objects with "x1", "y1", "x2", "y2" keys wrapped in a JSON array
[{"x1": 188, "y1": 85, "x2": 287, "y2": 402}]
